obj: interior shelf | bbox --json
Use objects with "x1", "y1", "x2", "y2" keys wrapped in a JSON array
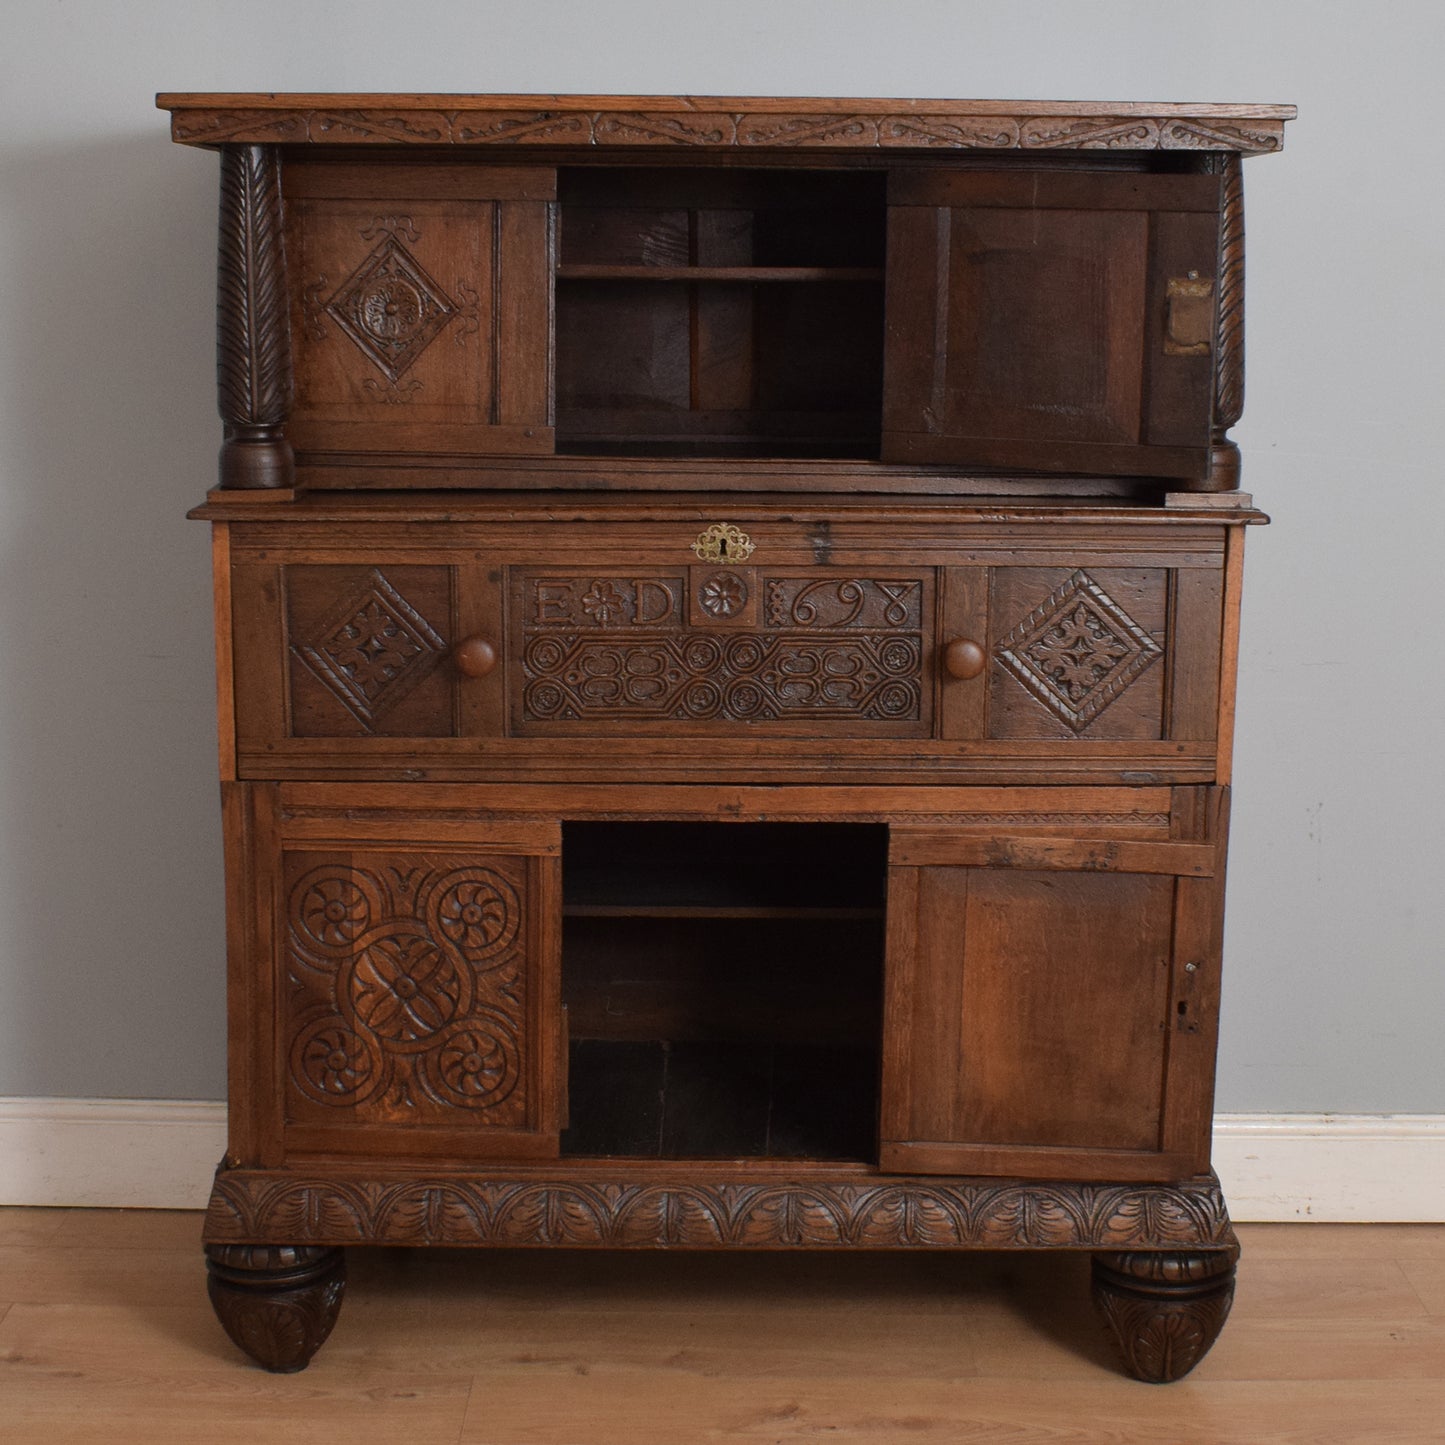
[
  {"x1": 556, "y1": 264, "x2": 884, "y2": 282},
  {"x1": 554, "y1": 166, "x2": 886, "y2": 460},
  {"x1": 560, "y1": 820, "x2": 887, "y2": 1162},
  {"x1": 562, "y1": 904, "x2": 885, "y2": 920}
]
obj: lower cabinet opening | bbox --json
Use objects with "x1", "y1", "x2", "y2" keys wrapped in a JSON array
[{"x1": 559, "y1": 822, "x2": 886, "y2": 1161}]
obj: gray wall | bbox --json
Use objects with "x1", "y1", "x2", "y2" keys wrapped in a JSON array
[{"x1": 1, "y1": 1, "x2": 1439, "y2": 1110}]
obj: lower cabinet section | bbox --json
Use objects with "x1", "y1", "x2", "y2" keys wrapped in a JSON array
[
  {"x1": 211, "y1": 780, "x2": 1234, "y2": 1381},
  {"x1": 223, "y1": 782, "x2": 1223, "y2": 1182}
]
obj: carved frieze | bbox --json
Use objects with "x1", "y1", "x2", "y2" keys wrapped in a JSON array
[
  {"x1": 173, "y1": 107, "x2": 1287, "y2": 154},
  {"x1": 283, "y1": 854, "x2": 527, "y2": 1126},
  {"x1": 205, "y1": 1169, "x2": 1236, "y2": 1251}
]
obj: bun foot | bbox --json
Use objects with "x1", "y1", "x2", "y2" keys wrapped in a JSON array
[
  {"x1": 1091, "y1": 1249, "x2": 1236, "y2": 1383},
  {"x1": 205, "y1": 1243, "x2": 346, "y2": 1372}
]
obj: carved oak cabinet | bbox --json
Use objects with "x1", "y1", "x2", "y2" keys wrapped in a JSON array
[{"x1": 160, "y1": 92, "x2": 1292, "y2": 1380}]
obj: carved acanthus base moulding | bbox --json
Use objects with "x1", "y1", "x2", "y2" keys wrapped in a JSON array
[{"x1": 205, "y1": 1167, "x2": 1236, "y2": 1253}]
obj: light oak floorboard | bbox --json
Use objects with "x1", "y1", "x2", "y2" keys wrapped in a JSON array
[
  {"x1": 0, "y1": 1210, "x2": 1442, "y2": 1445},
  {"x1": 1236, "y1": 1222, "x2": 1445, "y2": 1260},
  {"x1": 455, "y1": 1377, "x2": 1445, "y2": 1444},
  {"x1": 1398, "y1": 1259, "x2": 1445, "y2": 1315},
  {"x1": 0, "y1": 1210, "x2": 67, "y2": 1247},
  {"x1": 48, "y1": 1208, "x2": 203, "y2": 1252}
]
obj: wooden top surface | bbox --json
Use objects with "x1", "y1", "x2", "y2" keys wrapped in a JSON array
[
  {"x1": 189, "y1": 489, "x2": 1269, "y2": 527},
  {"x1": 156, "y1": 93, "x2": 1295, "y2": 154}
]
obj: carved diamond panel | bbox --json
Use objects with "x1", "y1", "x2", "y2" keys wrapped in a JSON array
[
  {"x1": 291, "y1": 569, "x2": 447, "y2": 728},
  {"x1": 995, "y1": 570, "x2": 1163, "y2": 732},
  {"x1": 325, "y1": 230, "x2": 457, "y2": 381},
  {"x1": 284, "y1": 855, "x2": 527, "y2": 1127}
]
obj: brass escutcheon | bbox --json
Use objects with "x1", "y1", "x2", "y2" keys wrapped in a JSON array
[{"x1": 691, "y1": 522, "x2": 756, "y2": 563}]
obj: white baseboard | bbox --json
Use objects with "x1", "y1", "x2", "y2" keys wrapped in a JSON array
[
  {"x1": 0, "y1": 1098, "x2": 226, "y2": 1209},
  {"x1": 0, "y1": 1100, "x2": 1441, "y2": 1221},
  {"x1": 1212, "y1": 1113, "x2": 1445, "y2": 1222}
]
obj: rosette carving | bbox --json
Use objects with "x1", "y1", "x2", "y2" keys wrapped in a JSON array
[{"x1": 283, "y1": 856, "x2": 526, "y2": 1124}]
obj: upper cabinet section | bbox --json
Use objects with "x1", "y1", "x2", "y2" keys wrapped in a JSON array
[{"x1": 161, "y1": 94, "x2": 1293, "y2": 494}]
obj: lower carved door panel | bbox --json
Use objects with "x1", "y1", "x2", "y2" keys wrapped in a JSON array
[
  {"x1": 879, "y1": 818, "x2": 1224, "y2": 1182},
  {"x1": 223, "y1": 784, "x2": 563, "y2": 1166}
]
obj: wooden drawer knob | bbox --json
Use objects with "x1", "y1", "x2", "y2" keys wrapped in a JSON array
[
  {"x1": 941, "y1": 638, "x2": 986, "y2": 680},
  {"x1": 453, "y1": 636, "x2": 498, "y2": 678}
]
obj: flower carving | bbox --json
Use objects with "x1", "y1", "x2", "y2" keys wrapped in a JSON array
[
  {"x1": 434, "y1": 1024, "x2": 518, "y2": 1107},
  {"x1": 1024, "y1": 603, "x2": 1132, "y2": 701},
  {"x1": 995, "y1": 570, "x2": 1163, "y2": 732},
  {"x1": 292, "y1": 1022, "x2": 380, "y2": 1103},
  {"x1": 698, "y1": 571, "x2": 748, "y2": 618},
  {"x1": 427, "y1": 869, "x2": 520, "y2": 961},
  {"x1": 580, "y1": 581, "x2": 633, "y2": 626},
  {"x1": 291, "y1": 866, "x2": 384, "y2": 957},
  {"x1": 350, "y1": 933, "x2": 466, "y2": 1043}
]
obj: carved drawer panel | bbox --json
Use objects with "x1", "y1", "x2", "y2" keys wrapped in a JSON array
[
  {"x1": 989, "y1": 567, "x2": 1169, "y2": 740},
  {"x1": 222, "y1": 513, "x2": 1233, "y2": 785},
  {"x1": 511, "y1": 569, "x2": 933, "y2": 736},
  {"x1": 285, "y1": 565, "x2": 456, "y2": 738},
  {"x1": 939, "y1": 561, "x2": 1223, "y2": 746}
]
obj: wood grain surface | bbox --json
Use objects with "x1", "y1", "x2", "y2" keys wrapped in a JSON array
[{"x1": 0, "y1": 1210, "x2": 1439, "y2": 1443}]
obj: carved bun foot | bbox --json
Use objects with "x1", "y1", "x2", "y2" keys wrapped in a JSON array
[
  {"x1": 205, "y1": 1244, "x2": 346, "y2": 1372},
  {"x1": 1091, "y1": 1249, "x2": 1236, "y2": 1383}
]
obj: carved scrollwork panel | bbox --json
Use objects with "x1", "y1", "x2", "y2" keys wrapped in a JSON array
[{"x1": 512, "y1": 571, "x2": 931, "y2": 732}]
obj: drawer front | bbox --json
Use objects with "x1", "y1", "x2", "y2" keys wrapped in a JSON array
[
  {"x1": 939, "y1": 562, "x2": 1222, "y2": 744},
  {"x1": 225, "y1": 519, "x2": 1229, "y2": 784},
  {"x1": 511, "y1": 567, "x2": 932, "y2": 737}
]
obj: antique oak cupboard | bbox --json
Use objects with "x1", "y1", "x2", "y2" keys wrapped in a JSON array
[{"x1": 159, "y1": 92, "x2": 1293, "y2": 1381}]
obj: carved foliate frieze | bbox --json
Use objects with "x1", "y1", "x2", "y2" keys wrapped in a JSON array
[
  {"x1": 205, "y1": 1168, "x2": 1236, "y2": 1251},
  {"x1": 283, "y1": 853, "x2": 527, "y2": 1127},
  {"x1": 174, "y1": 107, "x2": 1286, "y2": 154},
  {"x1": 514, "y1": 572, "x2": 929, "y2": 728},
  {"x1": 995, "y1": 570, "x2": 1163, "y2": 733}
]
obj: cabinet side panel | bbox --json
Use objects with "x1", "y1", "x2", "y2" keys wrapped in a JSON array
[
  {"x1": 211, "y1": 524, "x2": 237, "y2": 781},
  {"x1": 221, "y1": 781, "x2": 283, "y2": 1167}
]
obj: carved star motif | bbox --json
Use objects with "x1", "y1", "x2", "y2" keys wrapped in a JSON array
[
  {"x1": 293, "y1": 570, "x2": 446, "y2": 726},
  {"x1": 995, "y1": 570, "x2": 1162, "y2": 731}
]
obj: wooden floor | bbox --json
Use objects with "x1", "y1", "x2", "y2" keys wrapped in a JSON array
[{"x1": 0, "y1": 1211, "x2": 1442, "y2": 1442}]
